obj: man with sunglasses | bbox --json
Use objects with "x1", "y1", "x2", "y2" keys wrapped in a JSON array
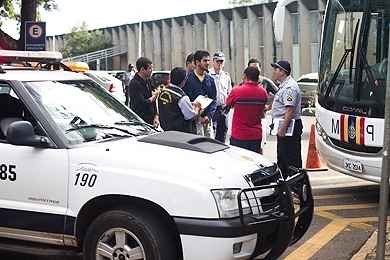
[{"x1": 209, "y1": 51, "x2": 231, "y2": 143}]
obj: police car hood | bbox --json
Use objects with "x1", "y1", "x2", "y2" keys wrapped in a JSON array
[{"x1": 69, "y1": 132, "x2": 273, "y2": 189}]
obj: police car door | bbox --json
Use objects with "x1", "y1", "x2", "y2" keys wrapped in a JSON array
[{"x1": 0, "y1": 83, "x2": 68, "y2": 244}]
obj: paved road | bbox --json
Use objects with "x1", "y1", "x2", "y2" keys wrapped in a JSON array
[
  {"x1": 260, "y1": 115, "x2": 379, "y2": 259},
  {"x1": 1, "y1": 116, "x2": 382, "y2": 260}
]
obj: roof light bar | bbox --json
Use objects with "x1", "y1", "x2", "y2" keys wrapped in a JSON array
[{"x1": 0, "y1": 50, "x2": 63, "y2": 63}]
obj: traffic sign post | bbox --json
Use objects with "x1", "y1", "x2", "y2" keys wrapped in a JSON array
[
  {"x1": 376, "y1": 39, "x2": 390, "y2": 260},
  {"x1": 25, "y1": 22, "x2": 46, "y2": 51}
]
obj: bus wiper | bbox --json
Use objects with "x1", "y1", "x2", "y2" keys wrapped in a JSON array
[
  {"x1": 324, "y1": 48, "x2": 352, "y2": 98},
  {"x1": 325, "y1": 19, "x2": 360, "y2": 99},
  {"x1": 349, "y1": 19, "x2": 360, "y2": 84},
  {"x1": 66, "y1": 124, "x2": 136, "y2": 137}
]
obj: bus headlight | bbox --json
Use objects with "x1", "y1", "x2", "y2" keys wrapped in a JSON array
[{"x1": 212, "y1": 189, "x2": 251, "y2": 218}]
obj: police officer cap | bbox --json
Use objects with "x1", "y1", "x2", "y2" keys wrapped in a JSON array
[
  {"x1": 271, "y1": 60, "x2": 291, "y2": 75},
  {"x1": 213, "y1": 51, "x2": 225, "y2": 61}
]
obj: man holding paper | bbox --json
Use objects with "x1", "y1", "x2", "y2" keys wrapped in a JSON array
[
  {"x1": 183, "y1": 50, "x2": 217, "y2": 137},
  {"x1": 158, "y1": 67, "x2": 201, "y2": 134},
  {"x1": 271, "y1": 60, "x2": 303, "y2": 177}
]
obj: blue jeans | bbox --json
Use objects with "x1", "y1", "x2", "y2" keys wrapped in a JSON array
[{"x1": 230, "y1": 138, "x2": 262, "y2": 153}]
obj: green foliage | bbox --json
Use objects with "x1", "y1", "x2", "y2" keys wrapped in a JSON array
[
  {"x1": 229, "y1": 0, "x2": 255, "y2": 6},
  {"x1": 0, "y1": 0, "x2": 57, "y2": 21},
  {"x1": 61, "y1": 22, "x2": 112, "y2": 58},
  {"x1": 0, "y1": 0, "x2": 17, "y2": 21}
]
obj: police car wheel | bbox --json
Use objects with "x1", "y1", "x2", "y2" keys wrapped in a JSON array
[{"x1": 83, "y1": 208, "x2": 178, "y2": 260}]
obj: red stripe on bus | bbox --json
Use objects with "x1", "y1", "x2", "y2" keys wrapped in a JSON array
[
  {"x1": 360, "y1": 117, "x2": 365, "y2": 145},
  {"x1": 340, "y1": 114, "x2": 345, "y2": 142}
]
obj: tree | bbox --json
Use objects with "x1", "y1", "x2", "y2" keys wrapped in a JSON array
[
  {"x1": 61, "y1": 22, "x2": 112, "y2": 58},
  {"x1": 0, "y1": 0, "x2": 57, "y2": 50}
]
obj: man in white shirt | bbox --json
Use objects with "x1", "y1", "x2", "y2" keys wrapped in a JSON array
[{"x1": 209, "y1": 51, "x2": 232, "y2": 143}]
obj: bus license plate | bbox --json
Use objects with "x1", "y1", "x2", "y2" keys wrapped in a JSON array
[{"x1": 344, "y1": 159, "x2": 363, "y2": 173}]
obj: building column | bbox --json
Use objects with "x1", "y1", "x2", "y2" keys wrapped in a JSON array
[
  {"x1": 46, "y1": 37, "x2": 51, "y2": 51},
  {"x1": 193, "y1": 14, "x2": 205, "y2": 50},
  {"x1": 152, "y1": 22, "x2": 162, "y2": 70},
  {"x1": 206, "y1": 13, "x2": 219, "y2": 56},
  {"x1": 248, "y1": 6, "x2": 260, "y2": 63},
  {"x1": 119, "y1": 26, "x2": 128, "y2": 69},
  {"x1": 183, "y1": 17, "x2": 193, "y2": 58},
  {"x1": 111, "y1": 28, "x2": 121, "y2": 70},
  {"x1": 219, "y1": 11, "x2": 232, "y2": 78},
  {"x1": 282, "y1": 10, "x2": 293, "y2": 63},
  {"x1": 56, "y1": 36, "x2": 65, "y2": 53},
  {"x1": 171, "y1": 18, "x2": 183, "y2": 68},
  {"x1": 127, "y1": 24, "x2": 138, "y2": 65},
  {"x1": 299, "y1": 1, "x2": 311, "y2": 76},
  {"x1": 161, "y1": 19, "x2": 172, "y2": 70},
  {"x1": 232, "y1": 9, "x2": 245, "y2": 82},
  {"x1": 263, "y1": 4, "x2": 275, "y2": 77},
  {"x1": 144, "y1": 22, "x2": 153, "y2": 61}
]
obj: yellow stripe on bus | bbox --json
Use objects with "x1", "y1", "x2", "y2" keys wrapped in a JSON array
[
  {"x1": 344, "y1": 115, "x2": 349, "y2": 141},
  {"x1": 356, "y1": 117, "x2": 361, "y2": 145}
]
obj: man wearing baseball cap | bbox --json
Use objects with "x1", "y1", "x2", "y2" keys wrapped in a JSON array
[
  {"x1": 209, "y1": 51, "x2": 231, "y2": 143},
  {"x1": 271, "y1": 60, "x2": 303, "y2": 177}
]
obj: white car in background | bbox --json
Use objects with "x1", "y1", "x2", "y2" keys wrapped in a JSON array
[
  {"x1": 85, "y1": 71, "x2": 125, "y2": 103},
  {"x1": 297, "y1": 72, "x2": 318, "y2": 108}
]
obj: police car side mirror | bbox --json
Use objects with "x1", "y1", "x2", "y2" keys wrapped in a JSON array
[{"x1": 6, "y1": 121, "x2": 52, "y2": 148}]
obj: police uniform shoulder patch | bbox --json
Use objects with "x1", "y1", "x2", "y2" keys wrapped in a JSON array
[{"x1": 285, "y1": 89, "x2": 294, "y2": 102}]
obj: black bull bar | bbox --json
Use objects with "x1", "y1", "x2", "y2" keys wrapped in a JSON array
[{"x1": 239, "y1": 165, "x2": 314, "y2": 260}]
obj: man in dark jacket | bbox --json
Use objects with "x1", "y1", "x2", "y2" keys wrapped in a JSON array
[
  {"x1": 158, "y1": 67, "x2": 201, "y2": 133},
  {"x1": 129, "y1": 57, "x2": 159, "y2": 126},
  {"x1": 183, "y1": 50, "x2": 217, "y2": 137}
]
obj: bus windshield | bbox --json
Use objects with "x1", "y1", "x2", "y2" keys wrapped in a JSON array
[{"x1": 319, "y1": 0, "x2": 389, "y2": 118}]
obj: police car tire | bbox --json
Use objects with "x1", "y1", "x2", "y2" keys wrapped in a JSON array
[{"x1": 83, "y1": 208, "x2": 178, "y2": 260}]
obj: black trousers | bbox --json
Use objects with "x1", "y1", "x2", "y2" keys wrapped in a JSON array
[
  {"x1": 277, "y1": 119, "x2": 303, "y2": 177},
  {"x1": 125, "y1": 85, "x2": 130, "y2": 106},
  {"x1": 230, "y1": 138, "x2": 262, "y2": 153},
  {"x1": 214, "y1": 106, "x2": 228, "y2": 143}
]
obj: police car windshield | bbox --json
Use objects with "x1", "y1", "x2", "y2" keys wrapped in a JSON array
[{"x1": 24, "y1": 80, "x2": 154, "y2": 145}]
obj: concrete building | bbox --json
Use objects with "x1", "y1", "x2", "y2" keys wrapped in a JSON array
[{"x1": 47, "y1": 0, "x2": 326, "y2": 82}]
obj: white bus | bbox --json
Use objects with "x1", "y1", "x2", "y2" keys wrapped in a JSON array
[
  {"x1": 273, "y1": 0, "x2": 389, "y2": 182},
  {"x1": 315, "y1": 0, "x2": 389, "y2": 182}
]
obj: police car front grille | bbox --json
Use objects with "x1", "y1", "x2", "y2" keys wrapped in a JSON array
[
  {"x1": 330, "y1": 138, "x2": 382, "y2": 154},
  {"x1": 238, "y1": 184, "x2": 288, "y2": 226}
]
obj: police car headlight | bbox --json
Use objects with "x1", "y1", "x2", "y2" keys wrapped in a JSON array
[{"x1": 212, "y1": 189, "x2": 251, "y2": 218}]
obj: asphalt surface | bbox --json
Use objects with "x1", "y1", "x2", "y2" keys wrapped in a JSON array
[{"x1": 0, "y1": 116, "x2": 383, "y2": 260}]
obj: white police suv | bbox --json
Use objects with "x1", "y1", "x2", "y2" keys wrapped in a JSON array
[{"x1": 0, "y1": 51, "x2": 313, "y2": 260}]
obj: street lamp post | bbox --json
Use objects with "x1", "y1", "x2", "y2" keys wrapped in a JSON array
[{"x1": 376, "y1": 39, "x2": 390, "y2": 260}]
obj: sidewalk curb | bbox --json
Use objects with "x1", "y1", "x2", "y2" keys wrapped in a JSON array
[{"x1": 351, "y1": 230, "x2": 377, "y2": 260}]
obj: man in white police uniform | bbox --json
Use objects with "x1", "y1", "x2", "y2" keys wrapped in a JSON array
[
  {"x1": 209, "y1": 51, "x2": 232, "y2": 143},
  {"x1": 271, "y1": 60, "x2": 302, "y2": 177}
]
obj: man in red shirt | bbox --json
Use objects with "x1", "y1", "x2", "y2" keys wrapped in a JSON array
[{"x1": 226, "y1": 67, "x2": 267, "y2": 153}]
